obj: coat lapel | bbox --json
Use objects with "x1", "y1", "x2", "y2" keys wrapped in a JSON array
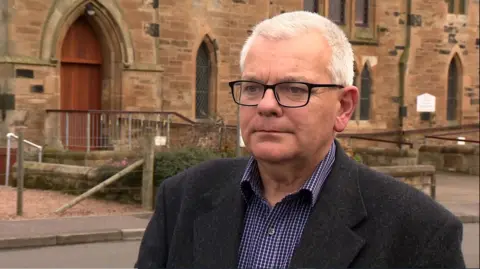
[
  {"x1": 290, "y1": 141, "x2": 368, "y2": 268},
  {"x1": 193, "y1": 158, "x2": 248, "y2": 268}
]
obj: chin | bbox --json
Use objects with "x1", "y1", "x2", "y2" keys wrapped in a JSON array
[{"x1": 249, "y1": 142, "x2": 297, "y2": 163}]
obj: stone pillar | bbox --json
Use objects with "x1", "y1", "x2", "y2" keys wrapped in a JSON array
[{"x1": 44, "y1": 112, "x2": 64, "y2": 150}]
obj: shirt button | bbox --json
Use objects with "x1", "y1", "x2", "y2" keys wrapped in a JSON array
[{"x1": 267, "y1": 227, "x2": 275, "y2": 236}]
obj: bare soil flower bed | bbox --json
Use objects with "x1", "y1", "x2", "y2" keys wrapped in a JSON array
[{"x1": 0, "y1": 186, "x2": 144, "y2": 220}]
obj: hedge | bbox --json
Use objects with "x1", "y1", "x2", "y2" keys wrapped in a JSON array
[
  {"x1": 153, "y1": 147, "x2": 234, "y2": 186},
  {"x1": 95, "y1": 147, "x2": 235, "y2": 201}
]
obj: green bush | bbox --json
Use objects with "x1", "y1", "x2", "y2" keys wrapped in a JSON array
[
  {"x1": 93, "y1": 147, "x2": 232, "y2": 203},
  {"x1": 353, "y1": 153, "x2": 363, "y2": 164},
  {"x1": 93, "y1": 161, "x2": 144, "y2": 204},
  {"x1": 95, "y1": 162, "x2": 143, "y2": 187},
  {"x1": 153, "y1": 147, "x2": 227, "y2": 186}
]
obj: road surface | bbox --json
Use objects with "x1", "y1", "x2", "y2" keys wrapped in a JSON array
[{"x1": 0, "y1": 224, "x2": 478, "y2": 268}]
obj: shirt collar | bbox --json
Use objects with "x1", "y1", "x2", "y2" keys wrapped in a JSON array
[{"x1": 240, "y1": 142, "x2": 336, "y2": 207}]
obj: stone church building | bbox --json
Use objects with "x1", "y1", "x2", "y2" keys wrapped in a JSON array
[{"x1": 0, "y1": 0, "x2": 478, "y2": 149}]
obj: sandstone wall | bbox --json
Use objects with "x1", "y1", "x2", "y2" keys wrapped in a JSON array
[{"x1": 0, "y1": 0, "x2": 478, "y2": 150}]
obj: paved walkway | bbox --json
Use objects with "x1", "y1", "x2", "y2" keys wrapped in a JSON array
[
  {"x1": 434, "y1": 171, "x2": 479, "y2": 221},
  {"x1": 0, "y1": 171, "x2": 477, "y2": 248},
  {"x1": 0, "y1": 213, "x2": 151, "y2": 239}
]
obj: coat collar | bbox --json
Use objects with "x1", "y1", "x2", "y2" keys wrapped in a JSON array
[
  {"x1": 289, "y1": 140, "x2": 367, "y2": 268},
  {"x1": 193, "y1": 140, "x2": 367, "y2": 268}
]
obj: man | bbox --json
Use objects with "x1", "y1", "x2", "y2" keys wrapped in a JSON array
[{"x1": 135, "y1": 11, "x2": 466, "y2": 268}]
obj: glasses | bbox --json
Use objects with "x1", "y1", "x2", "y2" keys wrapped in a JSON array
[{"x1": 228, "y1": 80, "x2": 344, "y2": 108}]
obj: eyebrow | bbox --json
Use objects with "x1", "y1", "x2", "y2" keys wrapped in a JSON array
[
  {"x1": 280, "y1": 75, "x2": 310, "y2": 82},
  {"x1": 240, "y1": 75, "x2": 311, "y2": 83},
  {"x1": 241, "y1": 75, "x2": 263, "y2": 83}
]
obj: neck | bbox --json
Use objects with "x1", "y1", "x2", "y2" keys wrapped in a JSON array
[{"x1": 257, "y1": 141, "x2": 334, "y2": 206}]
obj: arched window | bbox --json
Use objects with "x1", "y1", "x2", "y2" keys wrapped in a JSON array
[
  {"x1": 355, "y1": 0, "x2": 369, "y2": 26},
  {"x1": 303, "y1": 0, "x2": 318, "y2": 12},
  {"x1": 448, "y1": 0, "x2": 467, "y2": 14},
  {"x1": 447, "y1": 55, "x2": 461, "y2": 121},
  {"x1": 448, "y1": 0, "x2": 455, "y2": 13},
  {"x1": 459, "y1": 0, "x2": 466, "y2": 14},
  {"x1": 195, "y1": 42, "x2": 211, "y2": 119},
  {"x1": 359, "y1": 63, "x2": 372, "y2": 120},
  {"x1": 351, "y1": 62, "x2": 359, "y2": 120},
  {"x1": 328, "y1": 0, "x2": 346, "y2": 25}
]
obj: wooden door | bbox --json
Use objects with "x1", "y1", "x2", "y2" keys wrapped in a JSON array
[
  {"x1": 0, "y1": 147, "x2": 16, "y2": 185},
  {"x1": 60, "y1": 16, "x2": 102, "y2": 151}
]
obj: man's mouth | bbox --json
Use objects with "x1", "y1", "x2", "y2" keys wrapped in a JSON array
[{"x1": 255, "y1": 130, "x2": 288, "y2": 133}]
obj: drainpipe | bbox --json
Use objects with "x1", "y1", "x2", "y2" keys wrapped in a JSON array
[
  {"x1": 398, "y1": 0, "x2": 412, "y2": 145},
  {"x1": 1, "y1": 0, "x2": 9, "y2": 57},
  {"x1": 152, "y1": 2, "x2": 163, "y2": 111}
]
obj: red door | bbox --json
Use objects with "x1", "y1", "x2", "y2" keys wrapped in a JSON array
[
  {"x1": 0, "y1": 148, "x2": 16, "y2": 185},
  {"x1": 60, "y1": 15, "x2": 102, "y2": 151}
]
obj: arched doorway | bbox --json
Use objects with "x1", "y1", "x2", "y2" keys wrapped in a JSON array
[{"x1": 60, "y1": 15, "x2": 102, "y2": 151}]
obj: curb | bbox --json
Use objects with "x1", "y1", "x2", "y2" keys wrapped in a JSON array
[{"x1": 0, "y1": 228, "x2": 145, "y2": 250}]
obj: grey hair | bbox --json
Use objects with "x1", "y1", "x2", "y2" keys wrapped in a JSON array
[{"x1": 239, "y1": 11, "x2": 355, "y2": 86}]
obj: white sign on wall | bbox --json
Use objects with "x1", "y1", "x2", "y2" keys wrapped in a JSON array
[
  {"x1": 416, "y1": 93, "x2": 436, "y2": 112},
  {"x1": 155, "y1": 136, "x2": 167, "y2": 146}
]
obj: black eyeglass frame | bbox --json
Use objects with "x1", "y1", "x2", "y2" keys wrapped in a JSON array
[{"x1": 228, "y1": 80, "x2": 345, "y2": 108}]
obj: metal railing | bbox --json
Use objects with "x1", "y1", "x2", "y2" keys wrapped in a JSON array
[
  {"x1": 424, "y1": 135, "x2": 480, "y2": 144},
  {"x1": 347, "y1": 135, "x2": 414, "y2": 148},
  {"x1": 4, "y1": 132, "x2": 43, "y2": 186},
  {"x1": 423, "y1": 128, "x2": 479, "y2": 144},
  {"x1": 337, "y1": 122, "x2": 480, "y2": 138},
  {"x1": 337, "y1": 123, "x2": 480, "y2": 148},
  {"x1": 44, "y1": 110, "x2": 194, "y2": 152},
  {"x1": 426, "y1": 129, "x2": 480, "y2": 137}
]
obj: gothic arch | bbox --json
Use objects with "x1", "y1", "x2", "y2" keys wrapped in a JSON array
[
  {"x1": 353, "y1": 58, "x2": 361, "y2": 86},
  {"x1": 40, "y1": 0, "x2": 134, "y2": 110},
  {"x1": 40, "y1": 0, "x2": 134, "y2": 66},
  {"x1": 446, "y1": 53, "x2": 463, "y2": 121},
  {"x1": 359, "y1": 61, "x2": 373, "y2": 120},
  {"x1": 445, "y1": 46, "x2": 464, "y2": 80},
  {"x1": 193, "y1": 33, "x2": 219, "y2": 120}
]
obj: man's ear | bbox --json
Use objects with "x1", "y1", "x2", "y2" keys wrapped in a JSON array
[{"x1": 334, "y1": 86, "x2": 359, "y2": 132}]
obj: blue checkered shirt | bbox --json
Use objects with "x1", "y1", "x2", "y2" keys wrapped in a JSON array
[{"x1": 237, "y1": 142, "x2": 336, "y2": 269}]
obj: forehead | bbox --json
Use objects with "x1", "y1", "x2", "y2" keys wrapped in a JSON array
[{"x1": 242, "y1": 33, "x2": 331, "y2": 83}]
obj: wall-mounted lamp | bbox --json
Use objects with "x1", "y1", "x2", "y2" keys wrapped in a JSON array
[{"x1": 85, "y1": 3, "x2": 95, "y2": 16}]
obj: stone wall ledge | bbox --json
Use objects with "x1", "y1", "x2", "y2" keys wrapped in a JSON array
[
  {"x1": 10, "y1": 161, "x2": 141, "y2": 203},
  {"x1": 353, "y1": 147, "x2": 418, "y2": 157},
  {"x1": 371, "y1": 164, "x2": 435, "y2": 177},
  {"x1": 419, "y1": 145, "x2": 479, "y2": 155},
  {"x1": 418, "y1": 145, "x2": 479, "y2": 176},
  {"x1": 11, "y1": 161, "x2": 99, "y2": 181}
]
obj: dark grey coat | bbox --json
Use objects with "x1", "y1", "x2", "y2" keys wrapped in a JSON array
[{"x1": 135, "y1": 141, "x2": 466, "y2": 268}]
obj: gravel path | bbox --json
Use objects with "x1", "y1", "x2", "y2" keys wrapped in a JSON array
[{"x1": 0, "y1": 186, "x2": 144, "y2": 220}]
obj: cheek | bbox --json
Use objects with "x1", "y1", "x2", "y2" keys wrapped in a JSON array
[
  {"x1": 239, "y1": 108, "x2": 255, "y2": 133},
  {"x1": 285, "y1": 110, "x2": 313, "y2": 136},
  {"x1": 292, "y1": 105, "x2": 335, "y2": 135}
]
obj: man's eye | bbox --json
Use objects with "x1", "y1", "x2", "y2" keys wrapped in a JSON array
[
  {"x1": 289, "y1": 87, "x2": 307, "y2": 94},
  {"x1": 243, "y1": 86, "x2": 261, "y2": 92}
]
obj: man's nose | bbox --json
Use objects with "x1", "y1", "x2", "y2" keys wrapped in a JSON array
[{"x1": 257, "y1": 89, "x2": 283, "y2": 117}]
